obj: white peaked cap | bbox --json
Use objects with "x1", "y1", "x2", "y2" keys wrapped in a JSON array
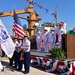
[{"x1": 44, "y1": 28, "x2": 48, "y2": 31}]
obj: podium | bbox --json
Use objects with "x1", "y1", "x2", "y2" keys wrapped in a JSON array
[{"x1": 62, "y1": 34, "x2": 75, "y2": 58}]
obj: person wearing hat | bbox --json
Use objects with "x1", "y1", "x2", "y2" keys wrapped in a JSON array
[
  {"x1": 57, "y1": 23, "x2": 66, "y2": 48},
  {"x1": 12, "y1": 37, "x2": 20, "y2": 69},
  {"x1": 21, "y1": 35, "x2": 30, "y2": 74},
  {"x1": 16, "y1": 38, "x2": 23, "y2": 71},
  {"x1": 36, "y1": 28, "x2": 42, "y2": 52},
  {"x1": 43, "y1": 28, "x2": 49, "y2": 52},
  {"x1": 48, "y1": 29, "x2": 56, "y2": 49}
]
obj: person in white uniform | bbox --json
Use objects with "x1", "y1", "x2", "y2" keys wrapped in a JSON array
[
  {"x1": 54, "y1": 23, "x2": 60, "y2": 44},
  {"x1": 48, "y1": 29, "x2": 56, "y2": 49},
  {"x1": 36, "y1": 29, "x2": 42, "y2": 52},
  {"x1": 58, "y1": 24, "x2": 66, "y2": 48},
  {"x1": 43, "y1": 29, "x2": 49, "y2": 52}
]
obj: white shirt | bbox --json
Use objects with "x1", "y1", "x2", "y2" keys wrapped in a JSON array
[
  {"x1": 48, "y1": 33, "x2": 56, "y2": 43},
  {"x1": 43, "y1": 32, "x2": 48, "y2": 44},
  {"x1": 36, "y1": 33, "x2": 42, "y2": 43},
  {"x1": 23, "y1": 40, "x2": 30, "y2": 52},
  {"x1": 58, "y1": 28, "x2": 66, "y2": 41},
  {"x1": 15, "y1": 41, "x2": 19, "y2": 46}
]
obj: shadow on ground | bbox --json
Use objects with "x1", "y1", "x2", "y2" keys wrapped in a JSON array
[
  {"x1": 1, "y1": 60, "x2": 16, "y2": 72},
  {"x1": 31, "y1": 65, "x2": 60, "y2": 75}
]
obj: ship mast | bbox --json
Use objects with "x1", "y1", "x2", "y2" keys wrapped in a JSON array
[{"x1": 55, "y1": 5, "x2": 58, "y2": 24}]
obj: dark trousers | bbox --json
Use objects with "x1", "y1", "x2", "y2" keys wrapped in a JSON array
[
  {"x1": 14, "y1": 51, "x2": 22, "y2": 70},
  {"x1": 17, "y1": 51, "x2": 22, "y2": 70},
  {"x1": 24, "y1": 52, "x2": 30, "y2": 73},
  {"x1": 2, "y1": 50, "x2": 5, "y2": 57},
  {"x1": 9, "y1": 52, "x2": 15, "y2": 66},
  {"x1": 9, "y1": 56, "x2": 14, "y2": 66},
  {"x1": 14, "y1": 51, "x2": 18, "y2": 68}
]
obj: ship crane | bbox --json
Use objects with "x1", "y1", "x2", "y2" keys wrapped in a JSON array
[{"x1": 0, "y1": 4, "x2": 41, "y2": 37}]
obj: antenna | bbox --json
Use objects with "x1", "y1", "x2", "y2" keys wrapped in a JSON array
[{"x1": 14, "y1": 5, "x2": 16, "y2": 10}]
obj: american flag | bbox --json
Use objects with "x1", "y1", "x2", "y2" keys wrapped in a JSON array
[{"x1": 13, "y1": 10, "x2": 25, "y2": 38}]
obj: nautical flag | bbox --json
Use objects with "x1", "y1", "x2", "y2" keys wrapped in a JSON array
[
  {"x1": 29, "y1": 0, "x2": 33, "y2": 4},
  {"x1": 30, "y1": 0, "x2": 32, "y2": 2},
  {"x1": 51, "y1": 12, "x2": 56, "y2": 17},
  {"x1": 26, "y1": 0, "x2": 29, "y2": 2},
  {"x1": 13, "y1": 10, "x2": 25, "y2": 38},
  {"x1": 0, "y1": 19, "x2": 15, "y2": 58}
]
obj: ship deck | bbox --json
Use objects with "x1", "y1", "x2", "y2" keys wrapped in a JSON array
[{"x1": 30, "y1": 49, "x2": 51, "y2": 58}]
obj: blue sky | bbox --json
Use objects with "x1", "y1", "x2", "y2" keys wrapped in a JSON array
[{"x1": 0, "y1": 0, "x2": 75, "y2": 35}]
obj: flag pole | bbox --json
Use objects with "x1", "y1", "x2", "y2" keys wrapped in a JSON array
[
  {"x1": 12, "y1": 10, "x2": 15, "y2": 37},
  {"x1": 12, "y1": 6, "x2": 16, "y2": 37}
]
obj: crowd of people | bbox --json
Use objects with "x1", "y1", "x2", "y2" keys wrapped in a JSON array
[
  {"x1": 35, "y1": 23, "x2": 66, "y2": 52},
  {"x1": 7, "y1": 24, "x2": 65, "y2": 73},
  {"x1": 8, "y1": 35, "x2": 30, "y2": 74},
  {"x1": 0, "y1": 23, "x2": 75, "y2": 74}
]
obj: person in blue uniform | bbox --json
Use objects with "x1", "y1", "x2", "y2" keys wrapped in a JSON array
[
  {"x1": 13, "y1": 38, "x2": 19, "y2": 69},
  {"x1": 16, "y1": 38, "x2": 23, "y2": 71},
  {"x1": 21, "y1": 35, "x2": 30, "y2": 74}
]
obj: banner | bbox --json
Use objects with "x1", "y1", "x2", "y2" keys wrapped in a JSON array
[{"x1": 0, "y1": 19, "x2": 15, "y2": 58}]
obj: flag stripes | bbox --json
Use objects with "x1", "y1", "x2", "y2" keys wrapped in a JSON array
[{"x1": 13, "y1": 11, "x2": 25, "y2": 38}]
